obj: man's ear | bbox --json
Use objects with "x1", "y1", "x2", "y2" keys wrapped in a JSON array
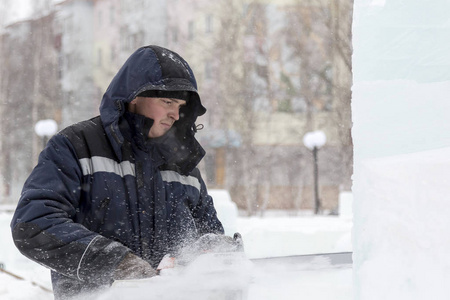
[{"x1": 128, "y1": 99, "x2": 136, "y2": 112}]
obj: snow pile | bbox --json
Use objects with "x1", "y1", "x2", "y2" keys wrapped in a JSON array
[
  {"x1": 1, "y1": 209, "x2": 352, "y2": 300},
  {"x1": 0, "y1": 272, "x2": 51, "y2": 300},
  {"x1": 0, "y1": 212, "x2": 53, "y2": 300},
  {"x1": 249, "y1": 262, "x2": 352, "y2": 300},
  {"x1": 238, "y1": 215, "x2": 352, "y2": 259},
  {"x1": 353, "y1": 148, "x2": 450, "y2": 299},
  {"x1": 352, "y1": 1, "x2": 450, "y2": 299},
  {"x1": 209, "y1": 189, "x2": 239, "y2": 235},
  {"x1": 101, "y1": 252, "x2": 352, "y2": 300},
  {"x1": 100, "y1": 252, "x2": 254, "y2": 300}
]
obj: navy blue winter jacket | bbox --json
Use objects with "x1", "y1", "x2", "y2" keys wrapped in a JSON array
[{"x1": 11, "y1": 45, "x2": 224, "y2": 298}]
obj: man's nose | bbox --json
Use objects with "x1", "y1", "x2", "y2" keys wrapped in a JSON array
[{"x1": 168, "y1": 108, "x2": 180, "y2": 121}]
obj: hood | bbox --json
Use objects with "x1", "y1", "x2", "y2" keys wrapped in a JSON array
[{"x1": 99, "y1": 45, "x2": 206, "y2": 165}]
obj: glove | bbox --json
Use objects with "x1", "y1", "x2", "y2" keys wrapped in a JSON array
[
  {"x1": 232, "y1": 232, "x2": 245, "y2": 252},
  {"x1": 191, "y1": 232, "x2": 245, "y2": 253},
  {"x1": 176, "y1": 232, "x2": 245, "y2": 265},
  {"x1": 113, "y1": 252, "x2": 157, "y2": 281},
  {"x1": 197, "y1": 232, "x2": 244, "y2": 252}
]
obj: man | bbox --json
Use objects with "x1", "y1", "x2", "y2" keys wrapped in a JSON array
[{"x1": 10, "y1": 45, "x2": 228, "y2": 299}]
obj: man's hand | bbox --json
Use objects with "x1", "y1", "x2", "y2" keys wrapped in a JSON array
[{"x1": 113, "y1": 253, "x2": 157, "y2": 281}]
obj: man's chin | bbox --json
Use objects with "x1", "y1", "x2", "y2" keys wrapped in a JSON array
[{"x1": 149, "y1": 128, "x2": 172, "y2": 139}]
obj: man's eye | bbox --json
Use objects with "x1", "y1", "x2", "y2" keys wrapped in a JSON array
[{"x1": 163, "y1": 100, "x2": 172, "y2": 105}]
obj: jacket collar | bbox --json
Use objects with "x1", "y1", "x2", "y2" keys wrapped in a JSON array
[{"x1": 119, "y1": 111, "x2": 205, "y2": 175}]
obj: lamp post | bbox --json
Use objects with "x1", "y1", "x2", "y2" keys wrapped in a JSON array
[
  {"x1": 303, "y1": 130, "x2": 327, "y2": 214},
  {"x1": 34, "y1": 119, "x2": 58, "y2": 149}
]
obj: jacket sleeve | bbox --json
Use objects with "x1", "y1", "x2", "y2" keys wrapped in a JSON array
[
  {"x1": 10, "y1": 133, "x2": 130, "y2": 285},
  {"x1": 191, "y1": 170, "x2": 225, "y2": 236}
]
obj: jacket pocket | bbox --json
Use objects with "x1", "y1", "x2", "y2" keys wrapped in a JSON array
[
  {"x1": 98, "y1": 197, "x2": 111, "y2": 227},
  {"x1": 84, "y1": 197, "x2": 111, "y2": 234}
]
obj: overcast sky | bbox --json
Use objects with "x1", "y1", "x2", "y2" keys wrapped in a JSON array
[{"x1": 0, "y1": 0, "x2": 32, "y2": 26}]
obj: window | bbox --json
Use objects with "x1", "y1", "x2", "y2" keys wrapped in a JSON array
[
  {"x1": 188, "y1": 21, "x2": 195, "y2": 40},
  {"x1": 57, "y1": 53, "x2": 63, "y2": 79},
  {"x1": 205, "y1": 14, "x2": 213, "y2": 33},
  {"x1": 97, "y1": 48, "x2": 102, "y2": 67},
  {"x1": 205, "y1": 60, "x2": 212, "y2": 80},
  {"x1": 64, "y1": 16, "x2": 73, "y2": 33},
  {"x1": 110, "y1": 46, "x2": 116, "y2": 62},
  {"x1": 66, "y1": 53, "x2": 72, "y2": 70},
  {"x1": 172, "y1": 27, "x2": 178, "y2": 43},
  {"x1": 98, "y1": 11, "x2": 102, "y2": 27},
  {"x1": 110, "y1": 6, "x2": 115, "y2": 24}
]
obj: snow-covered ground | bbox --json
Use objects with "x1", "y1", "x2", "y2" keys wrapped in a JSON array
[{"x1": 0, "y1": 207, "x2": 353, "y2": 300}]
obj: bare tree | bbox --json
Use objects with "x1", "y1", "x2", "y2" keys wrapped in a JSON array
[
  {"x1": 0, "y1": 0, "x2": 13, "y2": 201},
  {"x1": 0, "y1": 7, "x2": 61, "y2": 203},
  {"x1": 281, "y1": 0, "x2": 354, "y2": 200},
  {"x1": 329, "y1": 0, "x2": 354, "y2": 190},
  {"x1": 210, "y1": 1, "x2": 296, "y2": 215}
]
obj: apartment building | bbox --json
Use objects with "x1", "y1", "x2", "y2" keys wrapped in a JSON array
[{"x1": 0, "y1": 0, "x2": 353, "y2": 213}]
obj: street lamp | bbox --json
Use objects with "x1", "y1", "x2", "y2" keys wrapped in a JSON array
[
  {"x1": 34, "y1": 119, "x2": 58, "y2": 149},
  {"x1": 303, "y1": 130, "x2": 327, "y2": 215}
]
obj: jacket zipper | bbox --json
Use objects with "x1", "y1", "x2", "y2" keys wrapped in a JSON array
[
  {"x1": 99, "y1": 197, "x2": 111, "y2": 226},
  {"x1": 109, "y1": 124, "x2": 122, "y2": 146}
]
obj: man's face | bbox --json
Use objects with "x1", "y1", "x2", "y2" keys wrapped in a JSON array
[{"x1": 129, "y1": 97, "x2": 187, "y2": 138}]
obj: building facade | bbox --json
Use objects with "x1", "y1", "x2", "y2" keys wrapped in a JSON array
[
  {"x1": 0, "y1": 0, "x2": 353, "y2": 214},
  {"x1": 0, "y1": 13, "x2": 62, "y2": 202}
]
